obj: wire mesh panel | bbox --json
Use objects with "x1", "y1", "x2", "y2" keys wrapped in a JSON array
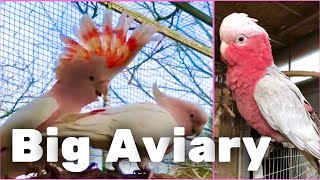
[
  {"x1": 0, "y1": 1, "x2": 212, "y2": 177},
  {"x1": 261, "y1": 148, "x2": 320, "y2": 179}
]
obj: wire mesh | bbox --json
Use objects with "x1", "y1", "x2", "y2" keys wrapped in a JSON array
[
  {"x1": 261, "y1": 147, "x2": 320, "y2": 179},
  {"x1": 0, "y1": 1, "x2": 212, "y2": 176},
  {"x1": 112, "y1": 2, "x2": 212, "y2": 49}
]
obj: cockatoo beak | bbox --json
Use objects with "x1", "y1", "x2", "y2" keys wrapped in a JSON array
[
  {"x1": 95, "y1": 80, "x2": 110, "y2": 102},
  {"x1": 193, "y1": 125, "x2": 205, "y2": 136},
  {"x1": 220, "y1": 41, "x2": 228, "y2": 59},
  {"x1": 101, "y1": 81, "x2": 110, "y2": 103}
]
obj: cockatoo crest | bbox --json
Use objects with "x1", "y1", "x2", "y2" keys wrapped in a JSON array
[
  {"x1": 55, "y1": 9, "x2": 156, "y2": 79},
  {"x1": 220, "y1": 13, "x2": 268, "y2": 42}
]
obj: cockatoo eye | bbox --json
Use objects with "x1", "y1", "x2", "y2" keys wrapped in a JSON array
[
  {"x1": 237, "y1": 35, "x2": 246, "y2": 43},
  {"x1": 89, "y1": 76, "x2": 95, "y2": 81},
  {"x1": 190, "y1": 113, "x2": 194, "y2": 118}
]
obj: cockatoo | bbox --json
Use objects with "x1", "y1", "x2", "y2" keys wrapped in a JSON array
[
  {"x1": 219, "y1": 13, "x2": 320, "y2": 173},
  {"x1": 47, "y1": 83, "x2": 208, "y2": 177},
  {"x1": 1, "y1": 9, "x2": 155, "y2": 178}
]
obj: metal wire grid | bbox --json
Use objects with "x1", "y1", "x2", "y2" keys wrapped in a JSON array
[
  {"x1": 114, "y1": 2, "x2": 212, "y2": 49},
  {"x1": 261, "y1": 148, "x2": 320, "y2": 179},
  {"x1": 0, "y1": 1, "x2": 212, "y2": 175},
  {"x1": 189, "y1": 2, "x2": 212, "y2": 17}
]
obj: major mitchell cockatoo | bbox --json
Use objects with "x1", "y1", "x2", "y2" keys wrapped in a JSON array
[
  {"x1": 219, "y1": 13, "x2": 320, "y2": 173},
  {"x1": 1, "y1": 9, "x2": 156, "y2": 178},
  {"x1": 48, "y1": 83, "x2": 208, "y2": 177}
]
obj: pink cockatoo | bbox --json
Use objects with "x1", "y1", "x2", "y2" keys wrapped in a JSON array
[
  {"x1": 1, "y1": 9, "x2": 156, "y2": 178},
  {"x1": 46, "y1": 83, "x2": 208, "y2": 177},
  {"x1": 219, "y1": 13, "x2": 320, "y2": 173}
]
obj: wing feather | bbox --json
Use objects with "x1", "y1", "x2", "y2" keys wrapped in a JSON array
[
  {"x1": 52, "y1": 103, "x2": 178, "y2": 149},
  {"x1": 1, "y1": 97, "x2": 58, "y2": 148},
  {"x1": 254, "y1": 65, "x2": 320, "y2": 159}
]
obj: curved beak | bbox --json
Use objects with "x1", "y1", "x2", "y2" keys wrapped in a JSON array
[
  {"x1": 220, "y1": 41, "x2": 228, "y2": 59},
  {"x1": 192, "y1": 125, "x2": 205, "y2": 136},
  {"x1": 95, "y1": 80, "x2": 110, "y2": 101}
]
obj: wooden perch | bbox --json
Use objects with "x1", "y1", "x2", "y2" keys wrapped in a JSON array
[{"x1": 282, "y1": 71, "x2": 320, "y2": 77}]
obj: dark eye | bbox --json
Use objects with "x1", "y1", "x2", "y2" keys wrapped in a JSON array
[
  {"x1": 190, "y1": 113, "x2": 194, "y2": 118},
  {"x1": 89, "y1": 76, "x2": 94, "y2": 81},
  {"x1": 238, "y1": 36, "x2": 246, "y2": 43}
]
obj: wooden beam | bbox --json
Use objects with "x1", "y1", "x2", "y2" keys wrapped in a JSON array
[
  {"x1": 100, "y1": 2, "x2": 212, "y2": 58},
  {"x1": 170, "y1": 2, "x2": 212, "y2": 27},
  {"x1": 279, "y1": 12, "x2": 318, "y2": 36},
  {"x1": 273, "y1": 2, "x2": 302, "y2": 17},
  {"x1": 269, "y1": 34, "x2": 288, "y2": 47}
]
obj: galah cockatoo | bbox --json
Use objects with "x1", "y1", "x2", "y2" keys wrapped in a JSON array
[
  {"x1": 219, "y1": 13, "x2": 320, "y2": 173},
  {"x1": 48, "y1": 83, "x2": 208, "y2": 177},
  {"x1": 0, "y1": 9, "x2": 156, "y2": 178}
]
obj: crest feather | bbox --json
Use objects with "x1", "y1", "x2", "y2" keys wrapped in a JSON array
[{"x1": 55, "y1": 9, "x2": 156, "y2": 79}]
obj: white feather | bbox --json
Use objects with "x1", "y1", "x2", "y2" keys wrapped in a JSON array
[
  {"x1": 254, "y1": 65, "x2": 320, "y2": 159},
  {"x1": 1, "y1": 97, "x2": 58, "y2": 148},
  {"x1": 52, "y1": 103, "x2": 178, "y2": 149}
]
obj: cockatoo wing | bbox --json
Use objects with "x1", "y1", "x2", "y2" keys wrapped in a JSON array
[
  {"x1": 52, "y1": 103, "x2": 178, "y2": 151},
  {"x1": 1, "y1": 97, "x2": 58, "y2": 148},
  {"x1": 254, "y1": 65, "x2": 320, "y2": 159}
]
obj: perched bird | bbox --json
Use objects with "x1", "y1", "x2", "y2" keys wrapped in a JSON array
[
  {"x1": 219, "y1": 13, "x2": 320, "y2": 173},
  {"x1": 49, "y1": 83, "x2": 208, "y2": 177},
  {"x1": 0, "y1": 9, "x2": 155, "y2": 178}
]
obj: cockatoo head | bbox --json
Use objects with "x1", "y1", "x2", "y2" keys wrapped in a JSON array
[
  {"x1": 152, "y1": 83, "x2": 208, "y2": 136},
  {"x1": 55, "y1": 10, "x2": 155, "y2": 101},
  {"x1": 55, "y1": 54, "x2": 112, "y2": 100},
  {"x1": 219, "y1": 13, "x2": 273, "y2": 68}
]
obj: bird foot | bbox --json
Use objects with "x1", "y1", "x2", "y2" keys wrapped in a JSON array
[{"x1": 133, "y1": 168, "x2": 153, "y2": 179}]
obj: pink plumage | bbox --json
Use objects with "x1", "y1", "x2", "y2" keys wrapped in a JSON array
[{"x1": 220, "y1": 13, "x2": 320, "y2": 173}]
